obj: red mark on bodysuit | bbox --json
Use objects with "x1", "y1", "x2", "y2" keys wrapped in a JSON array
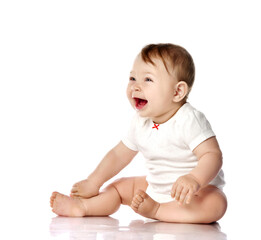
[{"x1": 152, "y1": 123, "x2": 159, "y2": 130}]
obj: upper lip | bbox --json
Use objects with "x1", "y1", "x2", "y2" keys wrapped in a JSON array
[{"x1": 132, "y1": 94, "x2": 147, "y2": 101}]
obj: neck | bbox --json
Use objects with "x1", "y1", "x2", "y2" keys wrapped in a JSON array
[{"x1": 152, "y1": 101, "x2": 186, "y2": 124}]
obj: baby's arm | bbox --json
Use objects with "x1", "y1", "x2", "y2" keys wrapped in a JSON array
[
  {"x1": 190, "y1": 136, "x2": 223, "y2": 187},
  {"x1": 171, "y1": 137, "x2": 222, "y2": 204},
  {"x1": 71, "y1": 141, "x2": 138, "y2": 198}
]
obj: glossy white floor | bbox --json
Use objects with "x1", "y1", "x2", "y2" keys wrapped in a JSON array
[
  {"x1": 48, "y1": 207, "x2": 227, "y2": 240},
  {"x1": 3, "y1": 197, "x2": 257, "y2": 240}
]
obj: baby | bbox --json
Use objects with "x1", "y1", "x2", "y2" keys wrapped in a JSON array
[{"x1": 50, "y1": 43, "x2": 227, "y2": 223}]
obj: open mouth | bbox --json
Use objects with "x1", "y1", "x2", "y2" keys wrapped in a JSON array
[{"x1": 133, "y1": 97, "x2": 148, "y2": 110}]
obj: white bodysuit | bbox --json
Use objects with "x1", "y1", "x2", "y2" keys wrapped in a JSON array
[{"x1": 122, "y1": 103, "x2": 225, "y2": 203}]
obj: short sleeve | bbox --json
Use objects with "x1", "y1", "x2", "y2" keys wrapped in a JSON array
[
  {"x1": 121, "y1": 114, "x2": 139, "y2": 152},
  {"x1": 182, "y1": 110, "x2": 215, "y2": 151}
]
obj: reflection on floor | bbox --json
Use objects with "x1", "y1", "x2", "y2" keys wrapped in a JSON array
[{"x1": 49, "y1": 215, "x2": 227, "y2": 240}]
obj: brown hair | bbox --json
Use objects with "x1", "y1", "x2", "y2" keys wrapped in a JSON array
[{"x1": 141, "y1": 43, "x2": 195, "y2": 97}]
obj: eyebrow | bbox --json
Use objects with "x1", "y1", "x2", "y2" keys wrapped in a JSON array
[{"x1": 130, "y1": 71, "x2": 155, "y2": 75}]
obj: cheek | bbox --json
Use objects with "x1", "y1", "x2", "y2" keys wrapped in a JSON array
[
  {"x1": 145, "y1": 86, "x2": 161, "y2": 100},
  {"x1": 126, "y1": 85, "x2": 131, "y2": 97},
  {"x1": 126, "y1": 87, "x2": 134, "y2": 104},
  {"x1": 148, "y1": 90, "x2": 171, "y2": 107}
]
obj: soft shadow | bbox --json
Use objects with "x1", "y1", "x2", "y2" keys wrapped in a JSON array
[
  {"x1": 49, "y1": 216, "x2": 227, "y2": 240},
  {"x1": 129, "y1": 220, "x2": 227, "y2": 240}
]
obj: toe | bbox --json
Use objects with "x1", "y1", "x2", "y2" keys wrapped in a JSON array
[
  {"x1": 136, "y1": 189, "x2": 147, "y2": 199},
  {"x1": 50, "y1": 198, "x2": 53, "y2": 207},
  {"x1": 132, "y1": 194, "x2": 142, "y2": 204},
  {"x1": 132, "y1": 198, "x2": 140, "y2": 206},
  {"x1": 131, "y1": 202, "x2": 139, "y2": 212},
  {"x1": 134, "y1": 194, "x2": 143, "y2": 203},
  {"x1": 131, "y1": 200, "x2": 139, "y2": 208},
  {"x1": 50, "y1": 192, "x2": 58, "y2": 207}
]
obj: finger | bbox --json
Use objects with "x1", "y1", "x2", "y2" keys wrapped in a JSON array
[
  {"x1": 171, "y1": 182, "x2": 178, "y2": 198},
  {"x1": 185, "y1": 190, "x2": 194, "y2": 204},
  {"x1": 71, "y1": 195, "x2": 81, "y2": 199},
  {"x1": 174, "y1": 185, "x2": 183, "y2": 201},
  {"x1": 179, "y1": 188, "x2": 189, "y2": 204},
  {"x1": 72, "y1": 182, "x2": 79, "y2": 187},
  {"x1": 71, "y1": 186, "x2": 79, "y2": 193},
  {"x1": 70, "y1": 192, "x2": 80, "y2": 197}
]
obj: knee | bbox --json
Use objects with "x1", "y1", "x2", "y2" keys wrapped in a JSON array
[
  {"x1": 110, "y1": 177, "x2": 127, "y2": 193},
  {"x1": 206, "y1": 190, "x2": 228, "y2": 223},
  {"x1": 111, "y1": 177, "x2": 131, "y2": 189},
  {"x1": 198, "y1": 187, "x2": 227, "y2": 223},
  {"x1": 215, "y1": 192, "x2": 227, "y2": 222},
  {"x1": 109, "y1": 177, "x2": 135, "y2": 205},
  {"x1": 109, "y1": 176, "x2": 147, "y2": 206}
]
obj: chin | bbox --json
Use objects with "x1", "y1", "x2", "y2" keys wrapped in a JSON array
[{"x1": 136, "y1": 111, "x2": 150, "y2": 118}]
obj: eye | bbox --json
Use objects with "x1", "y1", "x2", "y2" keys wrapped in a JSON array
[
  {"x1": 145, "y1": 78, "x2": 153, "y2": 82},
  {"x1": 129, "y1": 77, "x2": 136, "y2": 81}
]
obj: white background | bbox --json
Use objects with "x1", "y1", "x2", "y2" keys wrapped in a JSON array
[{"x1": 1, "y1": 0, "x2": 261, "y2": 239}]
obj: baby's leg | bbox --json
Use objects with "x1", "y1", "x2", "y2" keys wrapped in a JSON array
[
  {"x1": 50, "y1": 185, "x2": 121, "y2": 217},
  {"x1": 131, "y1": 186, "x2": 227, "y2": 223},
  {"x1": 50, "y1": 176, "x2": 148, "y2": 217}
]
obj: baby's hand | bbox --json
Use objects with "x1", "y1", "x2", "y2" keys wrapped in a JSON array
[
  {"x1": 171, "y1": 174, "x2": 200, "y2": 205},
  {"x1": 71, "y1": 179, "x2": 100, "y2": 198}
]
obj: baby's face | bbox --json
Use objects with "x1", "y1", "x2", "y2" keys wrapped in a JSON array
[{"x1": 127, "y1": 54, "x2": 179, "y2": 123}]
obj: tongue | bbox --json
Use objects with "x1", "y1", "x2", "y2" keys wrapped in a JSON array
[
  {"x1": 139, "y1": 99, "x2": 147, "y2": 105},
  {"x1": 136, "y1": 99, "x2": 148, "y2": 109}
]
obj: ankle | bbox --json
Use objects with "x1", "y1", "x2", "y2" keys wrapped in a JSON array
[
  {"x1": 152, "y1": 202, "x2": 161, "y2": 219},
  {"x1": 77, "y1": 198, "x2": 89, "y2": 216}
]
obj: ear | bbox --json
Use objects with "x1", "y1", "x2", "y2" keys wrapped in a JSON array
[{"x1": 173, "y1": 81, "x2": 188, "y2": 102}]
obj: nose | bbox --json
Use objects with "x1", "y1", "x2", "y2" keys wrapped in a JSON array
[{"x1": 131, "y1": 82, "x2": 141, "y2": 91}]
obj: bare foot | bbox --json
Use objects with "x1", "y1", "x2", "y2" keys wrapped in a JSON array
[
  {"x1": 50, "y1": 192, "x2": 87, "y2": 217},
  {"x1": 131, "y1": 190, "x2": 160, "y2": 219}
]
